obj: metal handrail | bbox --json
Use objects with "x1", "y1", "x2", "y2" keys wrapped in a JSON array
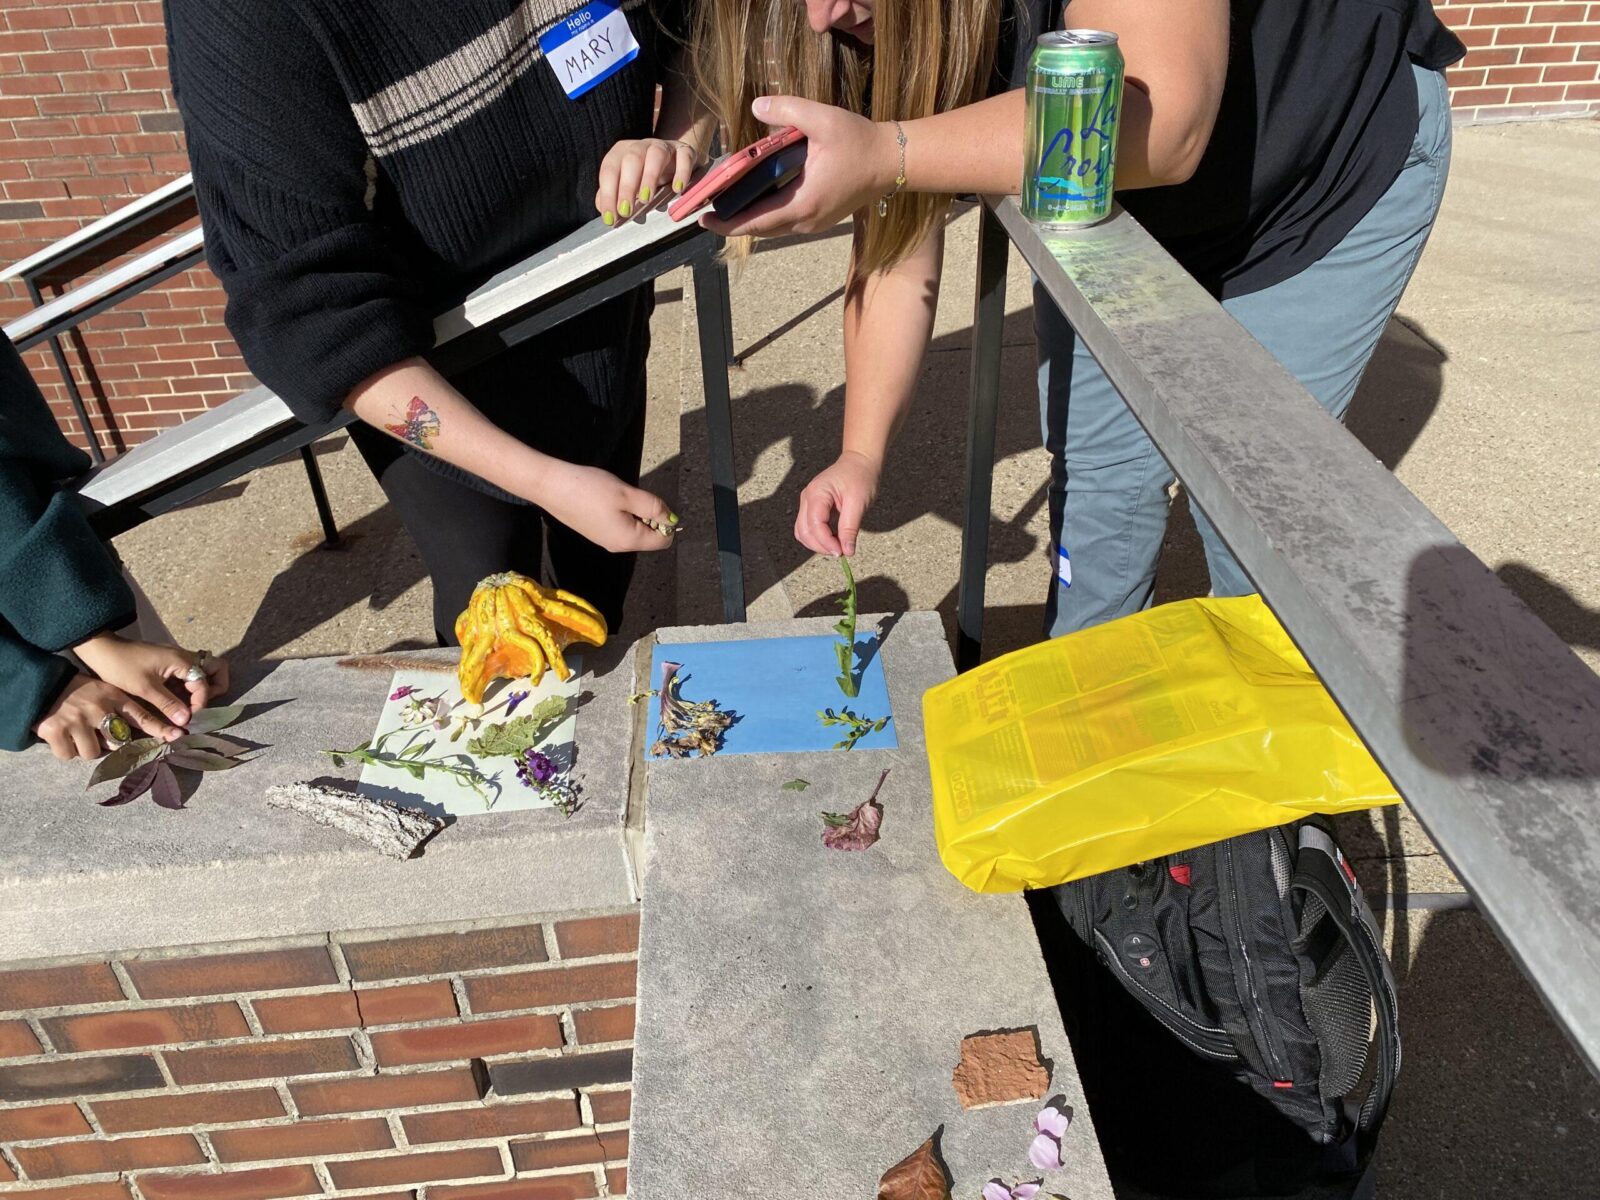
[
  {"x1": 0, "y1": 173, "x2": 194, "y2": 284},
  {"x1": 959, "y1": 196, "x2": 1600, "y2": 1075},
  {"x1": 3, "y1": 174, "x2": 199, "y2": 464}
]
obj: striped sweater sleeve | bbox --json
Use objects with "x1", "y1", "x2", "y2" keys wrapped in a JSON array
[{"x1": 165, "y1": 0, "x2": 436, "y2": 426}]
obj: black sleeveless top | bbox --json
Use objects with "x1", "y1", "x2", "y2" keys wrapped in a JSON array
[{"x1": 999, "y1": 1, "x2": 1464, "y2": 298}]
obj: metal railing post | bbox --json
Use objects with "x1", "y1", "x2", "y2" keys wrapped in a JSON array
[
  {"x1": 24, "y1": 276, "x2": 103, "y2": 465},
  {"x1": 299, "y1": 445, "x2": 340, "y2": 548},
  {"x1": 956, "y1": 203, "x2": 1010, "y2": 671}
]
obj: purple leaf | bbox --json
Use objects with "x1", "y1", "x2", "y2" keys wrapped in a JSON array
[
  {"x1": 184, "y1": 704, "x2": 245, "y2": 735},
  {"x1": 86, "y1": 738, "x2": 164, "y2": 788},
  {"x1": 390, "y1": 685, "x2": 419, "y2": 701},
  {"x1": 149, "y1": 762, "x2": 185, "y2": 809},
  {"x1": 165, "y1": 749, "x2": 240, "y2": 772},
  {"x1": 103, "y1": 759, "x2": 161, "y2": 806},
  {"x1": 174, "y1": 732, "x2": 249, "y2": 756}
]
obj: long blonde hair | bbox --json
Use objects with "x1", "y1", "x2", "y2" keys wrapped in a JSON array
[{"x1": 691, "y1": 0, "x2": 1003, "y2": 277}]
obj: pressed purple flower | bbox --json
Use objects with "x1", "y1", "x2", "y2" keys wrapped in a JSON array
[
  {"x1": 516, "y1": 749, "x2": 557, "y2": 788},
  {"x1": 389, "y1": 685, "x2": 419, "y2": 701},
  {"x1": 505, "y1": 690, "x2": 530, "y2": 716}
]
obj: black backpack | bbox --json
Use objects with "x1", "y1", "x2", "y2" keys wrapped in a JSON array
[{"x1": 1039, "y1": 819, "x2": 1400, "y2": 1198}]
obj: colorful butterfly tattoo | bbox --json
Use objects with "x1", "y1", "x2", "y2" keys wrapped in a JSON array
[{"x1": 386, "y1": 395, "x2": 441, "y2": 450}]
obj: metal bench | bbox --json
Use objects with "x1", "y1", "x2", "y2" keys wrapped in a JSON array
[{"x1": 957, "y1": 196, "x2": 1600, "y2": 1075}]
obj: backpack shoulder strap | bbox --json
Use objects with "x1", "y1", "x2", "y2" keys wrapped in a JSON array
[{"x1": 1292, "y1": 822, "x2": 1402, "y2": 1156}]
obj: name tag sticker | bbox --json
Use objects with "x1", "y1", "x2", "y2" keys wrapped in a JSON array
[{"x1": 538, "y1": 0, "x2": 640, "y2": 100}]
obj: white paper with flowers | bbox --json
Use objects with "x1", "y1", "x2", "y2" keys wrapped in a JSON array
[{"x1": 352, "y1": 663, "x2": 581, "y2": 818}]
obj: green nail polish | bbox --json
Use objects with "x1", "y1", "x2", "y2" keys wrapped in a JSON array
[
  {"x1": 673, "y1": 179, "x2": 685, "y2": 194},
  {"x1": 668, "y1": 512, "x2": 680, "y2": 525},
  {"x1": 619, "y1": 200, "x2": 632, "y2": 218},
  {"x1": 639, "y1": 185, "x2": 651, "y2": 203},
  {"x1": 602, "y1": 211, "x2": 615, "y2": 226}
]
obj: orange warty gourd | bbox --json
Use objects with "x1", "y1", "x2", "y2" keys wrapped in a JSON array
[{"x1": 454, "y1": 572, "x2": 608, "y2": 706}]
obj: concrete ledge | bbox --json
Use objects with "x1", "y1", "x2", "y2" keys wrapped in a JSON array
[
  {"x1": 629, "y1": 613, "x2": 1113, "y2": 1198},
  {"x1": 1, "y1": 643, "x2": 640, "y2": 962}
]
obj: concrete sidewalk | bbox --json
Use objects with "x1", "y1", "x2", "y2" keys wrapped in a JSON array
[{"x1": 112, "y1": 118, "x2": 1600, "y2": 1196}]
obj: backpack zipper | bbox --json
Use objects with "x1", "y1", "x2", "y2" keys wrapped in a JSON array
[
  {"x1": 1218, "y1": 838, "x2": 1292, "y2": 1082},
  {"x1": 1092, "y1": 928, "x2": 1239, "y2": 1061}
]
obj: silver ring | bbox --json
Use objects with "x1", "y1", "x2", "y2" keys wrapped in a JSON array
[
  {"x1": 99, "y1": 713, "x2": 132, "y2": 747},
  {"x1": 184, "y1": 650, "x2": 210, "y2": 682}
]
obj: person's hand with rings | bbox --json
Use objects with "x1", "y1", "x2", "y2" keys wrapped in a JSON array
[
  {"x1": 32, "y1": 673, "x2": 186, "y2": 762},
  {"x1": 72, "y1": 634, "x2": 230, "y2": 731}
]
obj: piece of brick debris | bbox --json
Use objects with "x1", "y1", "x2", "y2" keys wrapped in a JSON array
[{"x1": 950, "y1": 1027, "x2": 1051, "y2": 1109}]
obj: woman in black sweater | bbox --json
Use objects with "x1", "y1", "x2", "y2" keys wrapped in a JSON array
[{"x1": 164, "y1": 0, "x2": 709, "y2": 638}]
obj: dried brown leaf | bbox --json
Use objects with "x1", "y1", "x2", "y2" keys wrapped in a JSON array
[{"x1": 877, "y1": 1134, "x2": 951, "y2": 1200}]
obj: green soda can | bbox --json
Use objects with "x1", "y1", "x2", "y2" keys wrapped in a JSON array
[{"x1": 1023, "y1": 30, "x2": 1125, "y2": 228}]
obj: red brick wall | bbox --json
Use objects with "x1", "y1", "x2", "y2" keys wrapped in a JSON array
[
  {"x1": 1437, "y1": 1, "x2": 1600, "y2": 120},
  {"x1": 2, "y1": 0, "x2": 1598, "y2": 454},
  {"x1": 0, "y1": 0, "x2": 253, "y2": 457},
  {"x1": 0, "y1": 911, "x2": 639, "y2": 1199}
]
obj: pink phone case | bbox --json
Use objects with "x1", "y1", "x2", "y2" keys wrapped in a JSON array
[{"x1": 668, "y1": 126, "x2": 806, "y2": 222}]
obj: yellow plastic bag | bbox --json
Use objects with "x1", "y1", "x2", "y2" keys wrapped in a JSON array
[{"x1": 924, "y1": 595, "x2": 1397, "y2": 893}]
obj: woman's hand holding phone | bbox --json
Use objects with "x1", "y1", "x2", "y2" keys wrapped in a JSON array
[{"x1": 699, "y1": 96, "x2": 899, "y2": 238}]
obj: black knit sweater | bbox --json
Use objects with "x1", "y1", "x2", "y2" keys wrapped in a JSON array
[{"x1": 165, "y1": 0, "x2": 683, "y2": 458}]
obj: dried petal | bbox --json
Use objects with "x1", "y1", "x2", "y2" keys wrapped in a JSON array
[
  {"x1": 1034, "y1": 1105, "x2": 1071, "y2": 1140},
  {"x1": 982, "y1": 1183, "x2": 1014, "y2": 1200},
  {"x1": 389, "y1": 686, "x2": 419, "y2": 701},
  {"x1": 1027, "y1": 1133, "x2": 1063, "y2": 1172},
  {"x1": 505, "y1": 690, "x2": 530, "y2": 716},
  {"x1": 1011, "y1": 1185, "x2": 1042, "y2": 1200}
]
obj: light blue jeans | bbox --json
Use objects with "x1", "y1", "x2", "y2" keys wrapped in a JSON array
[{"x1": 1036, "y1": 63, "x2": 1453, "y2": 638}]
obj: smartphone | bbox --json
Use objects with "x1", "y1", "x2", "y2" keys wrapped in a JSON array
[{"x1": 667, "y1": 126, "x2": 808, "y2": 222}]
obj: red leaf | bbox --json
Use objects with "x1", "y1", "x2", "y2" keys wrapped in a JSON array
[
  {"x1": 877, "y1": 1134, "x2": 951, "y2": 1200},
  {"x1": 150, "y1": 762, "x2": 185, "y2": 809},
  {"x1": 102, "y1": 759, "x2": 161, "y2": 806}
]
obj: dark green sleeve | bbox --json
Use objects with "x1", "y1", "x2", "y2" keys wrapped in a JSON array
[
  {"x1": 0, "y1": 339, "x2": 135, "y2": 651},
  {"x1": 0, "y1": 622, "x2": 79, "y2": 752}
]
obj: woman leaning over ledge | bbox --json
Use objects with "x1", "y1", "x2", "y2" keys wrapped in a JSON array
[{"x1": 163, "y1": 0, "x2": 712, "y2": 639}]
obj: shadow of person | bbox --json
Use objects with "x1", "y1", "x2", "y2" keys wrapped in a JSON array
[
  {"x1": 1344, "y1": 316, "x2": 1449, "y2": 472},
  {"x1": 226, "y1": 503, "x2": 428, "y2": 663},
  {"x1": 1495, "y1": 561, "x2": 1600, "y2": 653}
]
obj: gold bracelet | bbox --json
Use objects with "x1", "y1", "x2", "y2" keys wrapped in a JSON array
[{"x1": 877, "y1": 120, "x2": 908, "y2": 217}]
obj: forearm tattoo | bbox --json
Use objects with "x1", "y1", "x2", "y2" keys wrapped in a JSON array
[{"x1": 385, "y1": 395, "x2": 441, "y2": 450}]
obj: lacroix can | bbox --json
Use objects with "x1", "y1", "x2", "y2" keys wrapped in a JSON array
[{"x1": 1023, "y1": 30, "x2": 1125, "y2": 228}]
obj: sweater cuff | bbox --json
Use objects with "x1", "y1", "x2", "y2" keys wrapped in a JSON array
[
  {"x1": 0, "y1": 489, "x2": 137, "y2": 653},
  {"x1": 0, "y1": 639, "x2": 79, "y2": 753}
]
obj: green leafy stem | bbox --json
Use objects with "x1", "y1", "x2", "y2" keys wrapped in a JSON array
[
  {"x1": 833, "y1": 554, "x2": 860, "y2": 698},
  {"x1": 817, "y1": 705, "x2": 890, "y2": 752},
  {"x1": 325, "y1": 729, "x2": 496, "y2": 806}
]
